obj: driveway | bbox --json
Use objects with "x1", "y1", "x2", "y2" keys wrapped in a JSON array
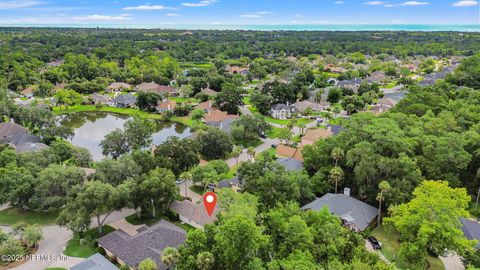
[
  {"x1": 3, "y1": 208, "x2": 135, "y2": 270},
  {"x1": 364, "y1": 239, "x2": 389, "y2": 263},
  {"x1": 439, "y1": 253, "x2": 464, "y2": 270},
  {"x1": 239, "y1": 105, "x2": 253, "y2": 116},
  {"x1": 225, "y1": 138, "x2": 280, "y2": 168},
  {"x1": 178, "y1": 180, "x2": 203, "y2": 203}
]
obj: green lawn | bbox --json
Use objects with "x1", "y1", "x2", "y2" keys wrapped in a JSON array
[
  {"x1": 384, "y1": 81, "x2": 398, "y2": 88},
  {"x1": 267, "y1": 126, "x2": 283, "y2": 139},
  {"x1": 170, "y1": 97, "x2": 199, "y2": 103},
  {"x1": 242, "y1": 96, "x2": 251, "y2": 105},
  {"x1": 126, "y1": 212, "x2": 194, "y2": 232},
  {"x1": 179, "y1": 62, "x2": 214, "y2": 69},
  {"x1": 189, "y1": 185, "x2": 206, "y2": 195},
  {"x1": 0, "y1": 208, "x2": 59, "y2": 226},
  {"x1": 371, "y1": 226, "x2": 445, "y2": 270},
  {"x1": 64, "y1": 225, "x2": 115, "y2": 258}
]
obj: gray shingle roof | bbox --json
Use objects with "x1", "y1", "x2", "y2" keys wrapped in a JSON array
[
  {"x1": 111, "y1": 94, "x2": 137, "y2": 105},
  {"x1": 301, "y1": 193, "x2": 378, "y2": 231},
  {"x1": 170, "y1": 200, "x2": 217, "y2": 226},
  {"x1": 218, "y1": 176, "x2": 242, "y2": 189},
  {"x1": 97, "y1": 220, "x2": 186, "y2": 270},
  {"x1": 276, "y1": 158, "x2": 303, "y2": 171},
  {"x1": 15, "y1": 142, "x2": 49, "y2": 153},
  {"x1": 0, "y1": 122, "x2": 27, "y2": 141},
  {"x1": 70, "y1": 253, "x2": 119, "y2": 270},
  {"x1": 271, "y1": 104, "x2": 294, "y2": 111},
  {"x1": 460, "y1": 218, "x2": 480, "y2": 248}
]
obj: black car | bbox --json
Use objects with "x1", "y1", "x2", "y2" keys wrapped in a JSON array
[{"x1": 368, "y1": 236, "x2": 381, "y2": 250}]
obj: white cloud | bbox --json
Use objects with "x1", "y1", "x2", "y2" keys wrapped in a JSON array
[
  {"x1": 364, "y1": 1, "x2": 385, "y2": 5},
  {"x1": 182, "y1": 0, "x2": 217, "y2": 7},
  {"x1": 384, "y1": 1, "x2": 429, "y2": 7},
  {"x1": 452, "y1": 0, "x2": 478, "y2": 6},
  {"x1": 166, "y1": 13, "x2": 181, "y2": 16},
  {"x1": 123, "y1": 5, "x2": 174, "y2": 11},
  {"x1": 334, "y1": 1, "x2": 345, "y2": 4},
  {"x1": 313, "y1": 20, "x2": 332, "y2": 24},
  {"x1": 294, "y1": 14, "x2": 304, "y2": 18},
  {"x1": 0, "y1": 0, "x2": 44, "y2": 9},
  {"x1": 240, "y1": 11, "x2": 273, "y2": 18},
  {"x1": 73, "y1": 14, "x2": 131, "y2": 21}
]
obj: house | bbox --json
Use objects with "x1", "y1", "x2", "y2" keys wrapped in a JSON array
[
  {"x1": 207, "y1": 118, "x2": 236, "y2": 133},
  {"x1": 276, "y1": 157, "x2": 303, "y2": 171},
  {"x1": 271, "y1": 104, "x2": 296, "y2": 120},
  {"x1": 97, "y1": 220, "x2": 186, "y2": 270},
  {"x1": 197, "y1": 101, "x2": 214, "y2": 112},
  {"x1": 302, "y1": 192, "x2": 378, "y2": 232},
  {"x1": 217, "y1": 176, "x2": 243, "y2": 192},
  {"x1": 276, "y1": 144, "x2": 303, "y2": 162},
  {"x1": 301, "y1": 127, "x2": 333, "y2": 146},
  {"x1": 460, "y1": 218, "x2": 480, "y2": 249},
  {"x1": 135, "y1": 82, "x2": 176, "y2": 96},
  {"x1": 21, "y1": 87, "x2": 34, "y2": 99},
  {"x1": 365, "y1": 71, "x2": 388, "y2": 84},
  {"x1": 376, "y1": 97, "x2": 398, "y2": 108},
  {"x1": 324, "y1": 64, "x2": 346, "y2": 74},
  {"x1": 227, "y1": 66, "x2": 249, "y2": 75},
  {"x1": 203, "y1": 109, "x2": 239, "y2": 127},
  {"x1": 201, "y1": 88, "x2": 218, "y2": 97},
  {"x1": 107, "y1": 82, "x2": 131, "y2": 92},
  {"x1": 293, "y1": 100, "x2": 330, "y2": 113},
  {"x1": 91, "y1": 93, "x2": 110, "y2": 105},
  {"x1": 0, "y1": 122, "x2": 49, "y2": 153},
  {"x1": 326, "y1": 124, "x2": 343, "y2": 136},
  {"x1": 337, "y1": 78, "x2": 362, "y2": 92},
  {"x1": 369, "y1": 105, "x2": 390, "y2": 115},
  {"x1": 170, "y1": 200, "x2": 218, "y2": 229},
  {"x1": 156, "y1": 100, "x2": 177, "y2": 113},
  {"x1": 70, "y1": 253, "x2": 119, "y2": 270},
  {"x1": 109, "y1": 94, "x2": 137, "y2": 108}
]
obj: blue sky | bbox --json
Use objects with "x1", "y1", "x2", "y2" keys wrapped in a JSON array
[{"x1": 0, "y1": 0, "x2": 478, "y2": 25}]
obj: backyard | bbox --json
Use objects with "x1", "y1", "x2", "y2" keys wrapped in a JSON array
[
  {"x1": 0, "y1": 208, "x2": 59, "y2": 226},
  {"x1": 371, "y1": 226, "x2": 445, "y2": 270}
]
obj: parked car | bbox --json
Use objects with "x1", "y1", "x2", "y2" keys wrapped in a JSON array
[
  {"x1": 271, "y1": 144, "x2": 277, "y2": 148},
  {"x1": 175, "y1": 179, "x2": 185, "y2": 185},
  {"x1": 207, "y1": 183, "x2": 216, "y2": 191},
  {"x1": 368, "y1": 236, "x2": 381, "y2": 250},
  {"x1": 260, "y1": 133, "x2": 267, "y2": 139}
]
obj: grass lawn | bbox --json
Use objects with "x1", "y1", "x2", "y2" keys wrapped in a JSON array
[
  {"x1": 242, "y1": 96, "x2": 251, "y2": 105},
  {"x1": 384, "y1": 81, "x2": 398, "y2": 88},
  {"x1": 267, "y1": 126, "x2": 283, "y2": 139},
  {"x1": 0, "y1": 208, "x2": 59, "y2": 226},
  {"x1": 64, "y1": 225, "x2": 115, "y2": 258},
  {"x1": 126, "y1": 212, "x2": 194, "y2": 232},
  {"x1": 189, "y1": 185, "x2": 207, "y2": 195},
  {"x1": 180, "y1": 62, "x2": 214, "y2": 69},
  {"x1": 371, "y1": 226, "x2": 445, "y2": 270},
  {"x1": 171, "y1": 97, "x2": 199, "y2": 103}
]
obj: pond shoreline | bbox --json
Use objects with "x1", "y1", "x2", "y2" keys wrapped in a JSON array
[{"x1": 52, "y1": 105, "x2": 194, "y2": 127}]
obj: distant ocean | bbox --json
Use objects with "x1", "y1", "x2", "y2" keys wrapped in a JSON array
[{"x1": 0, "y1": 24, "x2": 479, "y2": 32}]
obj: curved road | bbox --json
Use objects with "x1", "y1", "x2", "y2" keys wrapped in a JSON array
[{"x1": 1, "y1": 208, "x2": 135, "y2": 270}]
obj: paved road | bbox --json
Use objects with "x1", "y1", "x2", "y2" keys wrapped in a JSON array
[
  {"x1": 1, "y1": 208, "x2": 135, "y2": 270},
  {"x1": 239, "y1": 105, "x2": 253, "y2": 116},
  {"x1": 225, "y1": 138, "x2": 280, "y2": 168}
]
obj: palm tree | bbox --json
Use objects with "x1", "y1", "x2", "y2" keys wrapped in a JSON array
[
  {"x1": 196, "y1": 251, "x2": 215, "y2": 270},
  {"x1": 329, "y1": 166, "x2": 344, "y2": 194},
  {"x1": 231, "y1": 146, "x2": 243, "y2": 170},
  {"x1": 161, "y1": 247, "x2": 180, "y2": 270},
  {"x1": 330, "y1": 147, "x2": 344, "y2": 167},
  {"x1": 376, "y1": 180, "x2": 391, "y2": 226}
]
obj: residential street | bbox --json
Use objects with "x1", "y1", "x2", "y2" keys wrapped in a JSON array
[
  {"x1": 1, "y1": 208, "x2": 135, "y2": 270},
  {"x1": 225, "y1": 138, "x2": 280, "y2": 168}
]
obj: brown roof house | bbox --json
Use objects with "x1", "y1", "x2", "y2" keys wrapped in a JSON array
[
  {"x1": 135, "y1": 82, "x2": 177, "y2": 96},
  {"x1": 203, "y1": 109, "x2": 240, "y2": 133},
  {"x1": 156, "y1": 100, "x2": 177, "y2": 113},
  {"x1": 107, "y1": 82, "x2": 131, "y2": 92},
  {"x1": 98, "y1": 220, "x2": 186, "y2": 270},
  {"x1": 21, "y1": 86, "x2": 35, "y2": 99},
  {"x1": 276, "y1": 144, "x2": 303, "y2": 162},
  {"x1": 200, "y1": 88, "x2": 218, "y2": 97},
  {"x1": 301, "y1": 127, "x2": 333, "y2": 146},
  {"x1": 197, "y1": 101, "x2": 214, "y2": 112},
  {"x1": 293, "y1": 100, "x2": 330, "y2": 113},
  {"x1": 170, "y1": 200, "x2": 218, "y2": 229}
]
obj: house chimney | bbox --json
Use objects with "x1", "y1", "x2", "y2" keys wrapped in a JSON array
[{"x1": 343, "y1": 188, "x2": 351, "y2": 196}]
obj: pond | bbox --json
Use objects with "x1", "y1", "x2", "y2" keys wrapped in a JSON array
[{"x1": 58, "y1": 112, "x2": 192, "y2": 160}]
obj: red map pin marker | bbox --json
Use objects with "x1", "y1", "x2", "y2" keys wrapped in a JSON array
[{"x1": 203, "y1": 191, "x2": 217, "y2": 217}]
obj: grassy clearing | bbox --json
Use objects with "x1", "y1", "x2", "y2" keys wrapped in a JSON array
[
  {"x1": 371, "y1": 226, "x2": 444, "y2": 270},
  {"x1": 64, "y1": 225, "x2": 115, "y2": 258},
  {"x1": 0, "y1": 208, "x2": 59, "y2": 226},
  {"x1": 267, "y1": 126, "x2": 283, "y2": 139}
]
